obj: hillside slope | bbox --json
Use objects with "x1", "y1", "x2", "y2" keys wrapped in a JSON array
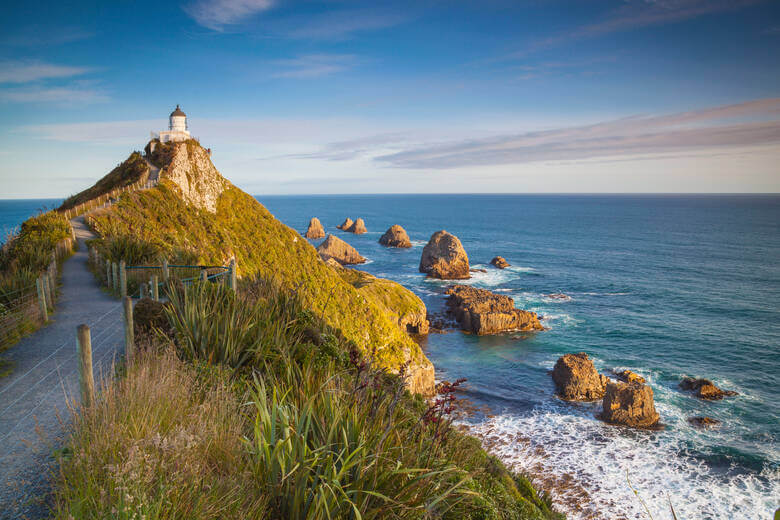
[{"x1": 83, "y1": 139, "x2": 434, "y2": 393}]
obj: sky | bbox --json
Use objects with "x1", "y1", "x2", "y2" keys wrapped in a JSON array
[{"x1": 1, "y1": 0, "x2": 779, "y2": 197}]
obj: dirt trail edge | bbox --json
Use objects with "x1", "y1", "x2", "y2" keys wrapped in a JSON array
[{"x1": 0, "y1": 217, "x2": 124, "y2": 519}]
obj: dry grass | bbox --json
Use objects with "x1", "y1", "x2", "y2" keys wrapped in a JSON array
[{"x1": 51, "y1": 348, "x2": 267, "y2": 519}]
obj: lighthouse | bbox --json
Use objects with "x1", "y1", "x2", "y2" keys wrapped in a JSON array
[{"x1": 154, "y1": 105, "x2": 191, "y2": 143}]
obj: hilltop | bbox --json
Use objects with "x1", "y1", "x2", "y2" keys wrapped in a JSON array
[{"x1": 67, "y1": 138, "x2": 434, "y2": 393}]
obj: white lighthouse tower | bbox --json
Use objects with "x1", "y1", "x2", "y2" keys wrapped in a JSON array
[{"x1": 154, "y1": 105, "x2": 191, "y2": 143}]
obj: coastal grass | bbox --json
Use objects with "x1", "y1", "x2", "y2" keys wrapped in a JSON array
[{"x1": 52, "y1": 280, "x2": 562, "y2": 519}]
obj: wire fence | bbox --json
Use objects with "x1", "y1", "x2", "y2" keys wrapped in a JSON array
[
  {"x1": 59, "y1": 177, "x2": 159, "y2": 220},
  {"x1": 0, "y1": 233, "x2": 76, "y2": 350}
]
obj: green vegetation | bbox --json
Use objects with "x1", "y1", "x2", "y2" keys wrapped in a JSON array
[
  {"x1": 53, "y1": 280, "x2": 562, "y2": 519},
  {"x1": 0, "y1": 211, "x2": 72, "y2": 356},
  {"x1": 59, "y1": 152, "x2": 149, "y2": 211},
  {"x1": 87, "y1": 175, "x2": 427, "y2": 372}
]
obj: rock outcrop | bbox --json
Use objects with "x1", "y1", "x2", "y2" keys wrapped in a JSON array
[
  {"x1": 613, "y1": 369, "x2": 646, "y2": 384},
  {"x1": 490, "y1": 256, "x2": 510, "y2": 269},
  {"x1": 552, "y1": 352, "x2": 609, "y2": 401},
  {"x1": 345, "y1": 218, "x2": 367, "y2": 234},
  {"x1": 446, "y1": 285, "x2": 543, "y2": 335},
  {"x1": 379, "y1": 225, "x2": 412, "y2": 248},
  {"x1": 679, "y1": 377, "x2": 737, "y2": 400},
  {"x1": 600, "y1": 381, "x2": 660, "y2": 428},
  {"x1": 419, "y1": 230, "x2": 470, "y2": 279},
  {"x1": 304, "y1": 217, "x2": 325, "y2": 239},
  {"x1": 337, "y1": 218, "x2": 354, "y2": 230},
  {"x1": 316, "y1": 235, "x2": 366, "y2": 265},
  {"x1": 161, "y1": 141, "x2": 229, "y2": 213},
  {"x1": 688, "y1": 416, "x2": 721, "y2": 428}
]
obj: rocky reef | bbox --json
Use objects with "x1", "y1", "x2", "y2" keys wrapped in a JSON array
[
  {"x1": 552, "y1": 352, "x2": 609, "y2": 401},
  {"x1": 445, "y1": 285, "x2": 543, "y2": 335},
  {"x1": 600, "y1": 381, "x2": 660, "y2": 428},
  {"x1": 490, "y1": 256, "x2": 510, "y2": 269},
  {"x1": 679, "y1": 377, "x2": 737, "y2": 400},
  {"x1": 345, "y1": 218, "x2": 367, "y2": 234},
  {"x1": 419, "y1": 230, "x2": 470, "y2": 279},
  {"x1": 304, "y1": 217, "x2": 325, "y2": 239},
  {"x1": 316, "y1": 235, "x2": 366, "y2": 265},
  {"x1": 613, "y1": 369, "x2": 646, "y2": 384},
  {"x1": 379, "y1": 224, "x2": 412, "y2": 248}
]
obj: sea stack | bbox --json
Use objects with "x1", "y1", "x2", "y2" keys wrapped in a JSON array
[
  {"x1": 305, "y1": 217, "x2": 325, "y2": 239},
  {"x1": 379, "y1": 225, "x2": 412, "y2": 248},
  {"x1": 316, "y1": 234, "x2": 366, "y2": 265},
  {"x1": 419, "y1": 230, "x2": 470, "y2": 279},
  {"x1": 337, "y1": 218, "x2": 354, "y2": 230},
  {"x1": 600, "y1": 381, "x2": 660, "y2": 428},
  {"x1": 552, "y1": 352, "x2": 609, "y2": 401},
  {"x1": 445, "y1": 285, "x2": 543, "y2": 335},
  {"x1": 490, "y1": 256, "x2": 510, "y2": 269},
  {"x1": 346, "y1": 218, "x2": 367, "y2": 234}
]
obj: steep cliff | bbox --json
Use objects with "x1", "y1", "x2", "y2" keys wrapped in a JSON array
[{"x1": 86, "y1": 140, "x2": 434, "y2": 394}]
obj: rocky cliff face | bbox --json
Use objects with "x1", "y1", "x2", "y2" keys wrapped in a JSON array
[{"x1": 161, "y1": 141, "x2": 229, "y2": 213}]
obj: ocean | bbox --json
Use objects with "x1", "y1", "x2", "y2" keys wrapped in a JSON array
[
  {"x1": 0, "y1": 199, "x2": 62, "y2": 244},
  {"x1": 258, "y1": 194, "x2": 780, "y2": 520},
  {"x1": 1, "y1": 194, "x2": 778, "y2": 518}
]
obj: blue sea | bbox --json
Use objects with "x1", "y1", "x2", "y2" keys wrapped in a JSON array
[
  {"x1": 0, "y1": 199, "x2": 62, "y2": 244},
  {"x1": 1, "y1": 195, "x2": 778, "y2": 518},
  {"x1": 258, "y1": 194, "x2": 780, "y2": 520}
]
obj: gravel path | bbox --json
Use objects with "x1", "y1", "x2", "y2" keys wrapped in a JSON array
[{"x1": 0, "y1": 217, "x2": 124, "y2": 519}]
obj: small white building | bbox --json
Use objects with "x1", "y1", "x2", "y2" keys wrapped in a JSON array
[{"x1": 152, "y1": 105, "x2": 191, "y2": 143}]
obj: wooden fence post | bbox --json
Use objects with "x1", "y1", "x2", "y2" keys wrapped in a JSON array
[
  {"x1": 77, "y1": 324, "x2": 95, "y2": 408},
  {"x1": 229, "y1": 258, "x2": 237, "y2": 291},
  {"x1": 200, "y1": 269, "x2": 208, "y2": 282},
  {"x1": 123, "y1": 297, "x2": 134, "y2": 362},
  {"x1": 162, "y1": 259, "x2": 169, "y2": 282},
  {"x1": 151, "y1": 275, "x2": 159, "y2": 301},
  {"x1": 36, "y1": 276, "x2": 48, "y2": 323},
  {"x1": 119, "y1": 260, "x2": 127, "y2": 298},
  {"x1": 42, "y1": 274, "x2": 53, "y2": 310},
  {"x1": 112, "y1": 262, "x2": 118, "y2": 293},
  {"x1": 106, "y1": 261, "x2": 112, "y2": 288}
]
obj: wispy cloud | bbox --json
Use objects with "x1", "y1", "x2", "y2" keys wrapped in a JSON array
[
  {"x1": 183, "y1": 0, "x2": 274, "y2": 31},
  {"x1": 512, "y1": 0, "x2": 761, "y2": 57},
  {"x1": 286, "y1": 9, "x2": 409, "y2": 40},
  {"x1": 0, "y1": 26, "x2": 93, "y2": 47},
  {"x1": 0, "y1": 61, "x2": 91, "y2": 84},
  {"x1": 0, "y1": 85, "x2": 109, "y2": 104},
  {"x1": 271, "y1": 54, "x2": 357, "y2": 79},
  {"x1": 373, "y1": 98, "x2": 780, "y2": 169}
]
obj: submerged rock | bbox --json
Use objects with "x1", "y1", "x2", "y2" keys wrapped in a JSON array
[
  {"x1": 545, "y1": 293, "x2": 571, "y2": 301},
  {"x1": 379, "y1": 224, "x2": 412, "y2": 248},
  {"x1": 552, "y1": 352, "x2": 609, "y2": 401},
  {"x1": 600, "y1": 381, "x2": 660, "y2": 428},
  {"x1": 688, "y1": 416, "x2": 721, "y2": 428},
  {"x1": 337, "y1": 217, "x2": 354, "y2": 230},
  {"x1": 446, "y1": 285, "x2": 543, "y2": 335},
  {"x1": 346, "y1": 217, "x2": 367, "y2": 234},
  {"x1": 316, "y1": 234, "x2": 366, "y2": 265},
  {"x1": 419, "y1": 230, "x2": 470, "y2": 280},
  {"x1": 679, "y1": 377, "x2": 738, "y2": 400},
  {"x1": 490, "y1": 256, "x2": 510, "y2": 269},
  {"x1": 304, "y1": 217, "x2": 325, "y2": 239},
  {"x1": 613, "y1": 369, "x2": 646, "y2": 384}
]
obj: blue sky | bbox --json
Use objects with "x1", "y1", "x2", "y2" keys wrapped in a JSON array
[{"x1": 1, "y1": 0, "x2": 779, "y2": 196}]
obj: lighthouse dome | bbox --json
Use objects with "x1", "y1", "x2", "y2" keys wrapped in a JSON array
[{"x1": 170, "y1": 105, "x2": 186, "y2": 118}]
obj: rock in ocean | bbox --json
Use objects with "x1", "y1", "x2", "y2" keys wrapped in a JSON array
[
  {"x1": 337, "y1": 217, "x2": 354, "y2": 230},
  {"x1": 446, "y1": 285, "x2": 543, "y2": 335},
  {"x1": 419, "y1": 230, "x2": 470, "y2": 279},
  {"x1": 379, "y1": 224, "x2": 412, "y2": 248},
  {"x1": 316, "y1": 234, "x2": 366, "y2": 265},
  {"x1": 490, "y1": 256, "x2": 510, "y2": 269},
  {"x1": 552, "y1": 352, "x2": 609, "y2": 401},
  {"x1": 305, "y1": 217, "x2": 325, "y2": 239},
  {"x1": 346, "y1": 217, "x2": 367, "y2": 234},
  {"x1": 600, "y1": 381, "x2": 660, "y2": 428},
  {"x1": 679, "y1": 377, "x2": 737, "y2": 400}
]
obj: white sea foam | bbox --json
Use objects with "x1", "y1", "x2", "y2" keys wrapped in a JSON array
[{"x1": 465, "y1": 405, "x2": 780, "y2": 520}]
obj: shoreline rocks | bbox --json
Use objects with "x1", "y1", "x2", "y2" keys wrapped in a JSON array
[
  {"x1": 679, "y1": 377, "x2": 737, "y2": 400},
  {"x1": 446, "y1": 285, "x2": 544, "y2": 335},
  {"x1": 346, "y1": 218, "x2": 367, "y2": 234},
  {"x1": 304, "y1": 217, "x2": 325, "y2": 239},
  {"x1": 552, "y1": 352, "x2": 609, "y2": 401},
  {"x1": 379, "y1": 225, "x2": 412, "y2": 248},
  {"x1": 688, "y1": 416, "x2": 721, "y2": 428},
  {"x1": 337, "y1": 217, "x2": 354, "y2": 230},
  {"x1": 613, "y1": 369, "x2": 646, "y2": 384},
  {"x1": 600, "y1": 381, "x2": 660, "y2": 428},
  {"x1": 419, "y1": 230, "x2": 470, "y2": 280},
  {"x1": 490, "y1": 256, "x2": 510, "y2": 269},
  {"x1": 316, "y1": 234, "x2": 366, "y2": 265}
]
